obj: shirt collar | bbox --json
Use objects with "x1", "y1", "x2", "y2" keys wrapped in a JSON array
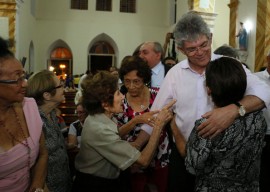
[
  {"x1": 151, "y1": 61, "x2": 163, "y2": 75},
  {"x1": 262, "y1": 69, "x2": 270, "y2": 79}
]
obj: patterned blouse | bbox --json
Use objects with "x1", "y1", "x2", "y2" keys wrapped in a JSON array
[
  {"x1": 39, "y1": 109, "x2": 72, "y2": 192},
  {"x1": 185, "y1": 110, "x2": 266, "y2": 192},
  {"x1": 113, "y1": 88, "x2": 171, "y2": 168}
]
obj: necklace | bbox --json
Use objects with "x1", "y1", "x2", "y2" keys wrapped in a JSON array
[
  {"x1": 128, "y1": 86, "x2": 149, "y2": 111},
  {"x1": 140, "y1": 104, "x2": 146, "y2": 110},
  {"x1": 3, "y1": 106, "x2": 31, "y2": 178}
]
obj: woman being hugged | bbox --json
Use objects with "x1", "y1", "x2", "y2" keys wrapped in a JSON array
[
  {"x1": 72, "y1": 71, "x2": 175, "y2": 192},
  {"x1": 0, "y1": 37, "x2": 47, "y2": 192},
  {"x1": 185, "y1": 57, "x2": 266, "y2": 191},
  {"x1": 27, "y1": 70, "x2": 72, "y2": 192}
]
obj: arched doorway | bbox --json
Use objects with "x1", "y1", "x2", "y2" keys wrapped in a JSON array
[
  {"x1": 88, "y1": 41, "x2": 115, "y2": 74},
  {"x1": 49, "y1": 47, "x2": 72, "y2": 79}
]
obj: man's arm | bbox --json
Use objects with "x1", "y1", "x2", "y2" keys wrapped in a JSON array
[
  {"x1": 197, "y1": 64, "x2": 270, "y2": 138},
  {"x1": 197, "y1": 95, "x2": 264, "y2": 138},
  {"x1": 170, "y1": 115, "x2": 186, "y2": 157}
]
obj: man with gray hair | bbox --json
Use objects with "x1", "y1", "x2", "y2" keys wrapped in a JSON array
[
  {"x1": 139, "y1": 41, "x2": 171, "y2": 88},
  {"x1": 254, "y1": 51, "x2": 270, "y2": 192},
  {"x1": 135, "y1": 12, "x2": 270, "y2": 191}
]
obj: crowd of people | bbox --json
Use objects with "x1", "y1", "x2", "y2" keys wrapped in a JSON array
[{"x1": 0, "y1": 11, "x2": 270, "y2": 192}]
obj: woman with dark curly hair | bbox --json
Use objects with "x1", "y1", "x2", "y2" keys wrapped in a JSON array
[
  {"x1": 72, "y1": 71, "x2": 175, "y2": 192},
  {"x1": 113, "y1": 56, "x2": 172, "y2": 192}
]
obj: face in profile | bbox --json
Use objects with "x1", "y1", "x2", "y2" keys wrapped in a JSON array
[
  {"x1": 0, "y1": 58, "x2": 27, "y2": 103},
  {"x1": 139, "y1": 43, "x2": 161, "y2": 69},
  {"x1": 50, "y1": 75, "x2": 65, "y2": 104},
  {"x1": 106, "y1": 90, "x2": 124, "y2": 114}
]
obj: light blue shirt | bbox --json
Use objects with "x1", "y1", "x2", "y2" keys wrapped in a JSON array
[{"x1": 151, "y1": 61, "x2": 165, "y2": 88}]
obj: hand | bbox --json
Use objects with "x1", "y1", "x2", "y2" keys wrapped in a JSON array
[
  {"x1": 161, "y1": 99, "x2": 176, "y2": 111},
  {"x1": 137, "y1": 110, "x2": 159, "y2": 127},
  {"x1": 197, "y1": 104, "x2": 238, "y2": 138},
  {"x1": 154, "y1": 99, "x2": 176, "y2": 127},
  {"x1": 165, "y1": 32, "x2": 173, "y2": 43}
]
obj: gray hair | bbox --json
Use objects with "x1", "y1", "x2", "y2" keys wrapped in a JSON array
[
  {"x1": 173, "y1": 12, "x2": 211, "y2": 48},
  {"x1": 141, "y1": 41, "x2": 164, "y2": 60}
]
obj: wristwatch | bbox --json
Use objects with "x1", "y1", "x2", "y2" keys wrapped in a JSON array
[{"x1": 234, "y1": 102, "x2": 246, "y2": 116}]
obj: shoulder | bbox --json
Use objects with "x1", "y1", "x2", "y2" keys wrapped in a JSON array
[
  {"x1": 23, "y1": 97, "x2": 37, "y2": 105},
  {"x1": 22, "y1": 97, "x2": 39, "y2": 112}
]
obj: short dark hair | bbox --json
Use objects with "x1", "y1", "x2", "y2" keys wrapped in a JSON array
[
  {"x1": 163, "y1": 56, "x2": 176, "y2": 65},
  {"x1": 81, "y1": 71, "x2": 118, "y2": 115},
  {"x1": 0, "y1": 37, "x2": 15, "y2": 74},
  {"x1": 119, "y1": 55, "x2": 151, "y2": 85},
  {"x1": 214, "y1": 45, "x2": 239, "y2": 59},
  {"x1": 205, "y1": 57, "x2": 247, "y2": 107}
]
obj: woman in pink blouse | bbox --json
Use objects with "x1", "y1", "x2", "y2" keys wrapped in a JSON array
[{"x1": 0, "y1": 37, "x2": 47, "y2": 192}]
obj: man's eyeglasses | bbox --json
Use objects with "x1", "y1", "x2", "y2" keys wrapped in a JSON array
[
  {"x1": 184, "y1": 40, "x2": 210, "y2": 56},
  {"x1": 123, "y1": 79, "x2": 143, "y2": 87},
  {"x1": 0, "y1": 75, "x2": 26, "y2": 86}
]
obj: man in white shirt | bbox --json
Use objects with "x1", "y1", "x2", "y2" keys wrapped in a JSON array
[
  {"x1": 254, "y1": 51, "x2": 270, "y2": 192},
  {"x1": 135, "y1": 12, "x2": 270, "y2": 192},
  {"x1": 139, "y1": 41, "x2": 171, "y2": 88}
]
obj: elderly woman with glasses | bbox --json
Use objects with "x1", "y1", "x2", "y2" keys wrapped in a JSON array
[
  {"x1": 112, "y1": 56, "x2": 172, "y2": 192},
  {"x1": 72, "y1": 71, "x2": 174, "y2": 192},
  {"x1": 27, "y1": 70, "x2": 72, "y2": 192},
  {"x1": 0, "y1": 37, "x2": 48, "y2": 192}
]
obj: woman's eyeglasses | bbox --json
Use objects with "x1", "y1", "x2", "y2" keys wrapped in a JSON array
[
  {"x1": 53, "y1": 83, "x2": 64, "y2": 90},
  {"x1": 123, "y1": 79, "x2": 143, "y2": 87},
  {"x1": 0, "y1": 75, "x2": 26, "y2": 86}
]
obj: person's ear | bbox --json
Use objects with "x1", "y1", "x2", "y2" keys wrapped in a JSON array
[
  {"x1": 206, "y1": 86, "x2": 211, "y2": 96},
  {"x1": 209, "y1": 33, "x2": 213, "y2": 43},
  {"x1": 156, "y1": 52, "x2": 162, "y2": 60},
  {"x1": 43, "y1": 92, "x2": 51, "y2": 101},
  {"x1": 102, "y1": 102, "x2": 110, "y2": 112}
]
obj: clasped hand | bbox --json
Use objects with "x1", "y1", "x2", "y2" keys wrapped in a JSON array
[{"x1": 144, "y1": 99, "x2": 176, "y2": 128}]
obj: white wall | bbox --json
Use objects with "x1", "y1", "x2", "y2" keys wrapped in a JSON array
[
  {"x1": 16, "y1": 0, "x2": 37, "y2": 73},
  {"x1": 16, "y1": 0, "x2": 232, "y2": 74},
  {"x1": 212, "y1": 0, "x2": 230, "y2": 50},
  {"x1": 17, "y1": 0, "x2": 172, "y2": 75},
  {"x1": 237, "y1": 0, "x2": 257, "y2": 71}
]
